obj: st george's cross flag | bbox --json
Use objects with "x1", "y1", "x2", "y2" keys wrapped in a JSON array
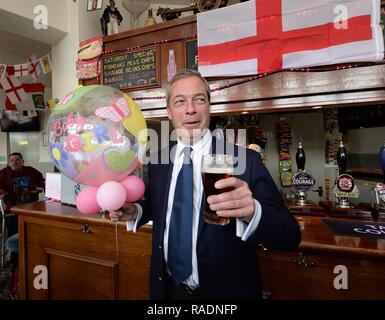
[
  {"x1": 197, "y1": 0, "x2": 384, "y2": 77},
  {"x1": 3, "y1": 82, "x2": 45, "y2": 111},
  {"x1": 0, "y1": 76, "x2": 28, "y2": 106},
  {"x1": 29, "y1": 55, "x2": 41, "y2": 82},
  {"x1": 14, "y1": 63, "x2": 30, "y2": 78}
]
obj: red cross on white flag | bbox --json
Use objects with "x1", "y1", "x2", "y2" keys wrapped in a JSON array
[
  {"x1": 197, "y1": 0, "x2": 384, "y2": 77},
  {"x1": 3, "y1": 82, "x2": 45, "y2": 111},
  {"x1": 29, "y1": 55, "x2": 41, "y2": 82},
  {"x1": 14, "y1": 63, "x2": 30, "y2": 78},
  {"x1": 0, "y1": 76, "x2": 28, "y2": 105}
]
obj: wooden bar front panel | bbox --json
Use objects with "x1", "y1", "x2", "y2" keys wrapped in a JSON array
[
  {"x1": 258, "y1": 249, "x2": 385, "y2": 300},
  {"x1": 15, "y1": 202, "x2": 151, "y2": 300},
  {"x1": 258, "y1": 215, "x2": 385, "y2": 300}
]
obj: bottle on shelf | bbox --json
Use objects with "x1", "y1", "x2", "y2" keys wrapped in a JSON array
[{"x1": 167, "y1": 49, "x2": 177, "y2": 81}]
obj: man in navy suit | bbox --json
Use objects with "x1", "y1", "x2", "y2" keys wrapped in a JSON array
[{"x1": 110, "y1": 69, "x2": 301, "y2": 300}]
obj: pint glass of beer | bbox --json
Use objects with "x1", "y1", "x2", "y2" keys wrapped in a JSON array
[{"x1": 202, "y1": 154, "x2": 234, "y2": 226}]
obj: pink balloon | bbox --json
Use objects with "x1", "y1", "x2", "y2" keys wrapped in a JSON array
[
  {"x1": 76, "y1": 186, "x2": 100, "y2": 215},
  {"x1": 120, "y1": 175, "x2": 145, "y2": 202},
  {"x1": 96, "y1": 181, "x2": 126, "y2": 211}
]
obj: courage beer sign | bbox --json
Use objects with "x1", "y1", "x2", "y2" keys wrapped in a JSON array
[{"x1": 292, "y1": 171, "x2": 315, "y2": 192}]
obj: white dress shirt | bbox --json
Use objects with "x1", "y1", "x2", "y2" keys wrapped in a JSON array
[{"x1": 127, "y1": 132, "x2": 262, "y2": 288}]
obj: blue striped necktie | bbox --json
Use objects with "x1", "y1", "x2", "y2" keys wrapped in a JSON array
[{"x1": 168, "y1": 147, "x2": 193, "y2": 285}]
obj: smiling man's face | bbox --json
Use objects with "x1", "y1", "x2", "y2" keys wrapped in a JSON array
[
  {"x1": 8, "y1": 154, "x2": 23, "y2": 172},
  {"x1": 167, "y1": 75, "x2": 210, "y2": 144}
]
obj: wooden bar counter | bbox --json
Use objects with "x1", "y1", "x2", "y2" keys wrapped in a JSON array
[
  {"x1": 12, "y1": 201, "x2": 152, "y2": 300},
  {"x1": 12, "y1": 202, "x2": 385, "y2": 300},
  {"x1": 258, "y1": 215, "x2": 385, "y2": 300}
]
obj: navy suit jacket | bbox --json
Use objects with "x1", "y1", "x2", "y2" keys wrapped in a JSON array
[{"x1": 138, "y1": 138, "x2": 301, "y2": 299}]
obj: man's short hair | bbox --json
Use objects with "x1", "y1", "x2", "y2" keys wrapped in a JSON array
[
  {"x1": 9, "y1": 152, "x2": 23, "y2": 159},
  {"x1": 165, "y1": 69, "x2": 211, "y2": 107}
]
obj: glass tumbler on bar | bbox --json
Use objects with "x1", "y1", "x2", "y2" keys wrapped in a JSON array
[{"x1": 202, "y1": 154, "x2": 234, "y2": 226}]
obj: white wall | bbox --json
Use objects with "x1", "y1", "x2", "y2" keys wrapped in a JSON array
[
  {"x1": 0, "y1": 40, "x2": 49, "y2": 65},
  {"x1": 42, "y1": 1, "x2": 80, "y2": 170},
  {"x1": 259, "y1": 111, "x2": 326, "y2": 202},
  {"x1": 0, "y1": 0, "x2": 68, "y2": 32},
  {"x1": 0, "y1": 131, "x2": 7, "y2": 167},
  {"x1": 346, "y1": 127, "x2": 385, "y2": 154},
  {"x1": 51, "y1": 1, "x2": 79, "y2": 100}
]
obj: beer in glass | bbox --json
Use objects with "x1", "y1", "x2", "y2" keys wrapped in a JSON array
[{"x1": 202, "y1": 154, "x2": 234, "y2": 225}]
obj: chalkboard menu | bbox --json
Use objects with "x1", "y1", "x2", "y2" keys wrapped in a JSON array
[{"x1": 102, "y1": 46, "x2": 160, "y2": 91}]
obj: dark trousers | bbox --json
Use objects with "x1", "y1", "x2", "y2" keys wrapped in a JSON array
[{"x1": 5, "y1": 213, "x2": 18, "y2": 238}]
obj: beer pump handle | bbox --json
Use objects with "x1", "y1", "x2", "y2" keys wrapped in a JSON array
[
  {"x1": 296, "y1": 142, "x2": 306, "y2": 171},
  {"x1": 336, "y1": 141, "x2": 348, "y2": 175},
  {"x1": 380, "y1": 142, "x2": 385, "y2": 184}
]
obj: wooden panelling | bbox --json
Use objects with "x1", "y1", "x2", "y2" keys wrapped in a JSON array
[
  {"x1": 258, "y1": 248, "x2": 385, "y2": 300},
  {"x1": 257, "y1": 215, "x2": 385, "y2": 300},
  {"x1": 14, "y1": 202, "x2": 151, "y2": 300},
  {"x1": 46, "y1": 249, "x2": 118, "y2": 300}
]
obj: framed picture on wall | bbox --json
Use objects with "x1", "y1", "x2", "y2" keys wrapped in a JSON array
[{"x1": 87, "y1": 0, "x2": 103, "y2": 11}]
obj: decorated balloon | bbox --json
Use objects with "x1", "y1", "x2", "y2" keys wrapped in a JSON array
[{"x1": 47, "y1": 85, "x2": 147, "y2": 187}]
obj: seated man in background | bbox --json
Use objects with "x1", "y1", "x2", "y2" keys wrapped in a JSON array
[{"x1": 0, "y1": 152, "x2": 45, "y2": 237}]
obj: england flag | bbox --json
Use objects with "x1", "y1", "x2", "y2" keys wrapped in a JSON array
[{"x1": 198, "y1": 0, "x2": 384, "y2": 77}]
